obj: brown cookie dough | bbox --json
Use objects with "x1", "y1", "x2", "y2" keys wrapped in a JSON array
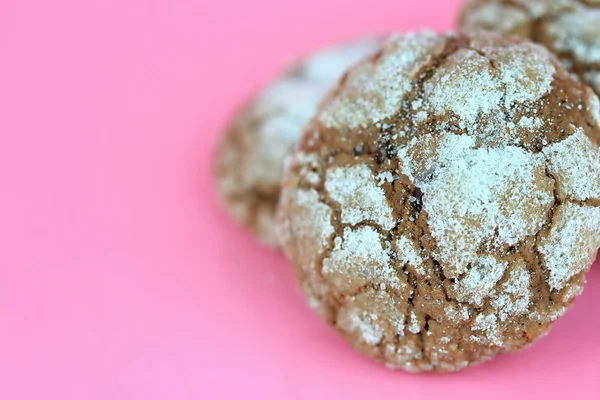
[
  {"x1": 277, "y1": 31, "x2": 600, "y2": 372},
  {"x1": 214, "y1": 38, "x2": 382, "y2": 247},
  {"x1": 459, "y1": 0, "x2": 600, "y2": 95}
]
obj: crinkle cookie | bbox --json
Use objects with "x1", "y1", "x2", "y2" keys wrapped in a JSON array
[
  {"x1": 460, "y1": 0, "x2": 600, "y2": 95},
  {"x1": 277, "y1": 31, "x2": 600, "y2": 372},
  {"x1": 214, "y1": 38, "x2": 382, "y2": 247}
]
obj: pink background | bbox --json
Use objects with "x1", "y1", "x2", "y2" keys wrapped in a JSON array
[{"x1": 0, "y1": 0, "x2": 599, "y2": 398}]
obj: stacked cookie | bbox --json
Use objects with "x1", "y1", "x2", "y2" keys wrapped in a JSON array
[{"x1": 215, "y1": 1, "x2": 600, "y2": 372}]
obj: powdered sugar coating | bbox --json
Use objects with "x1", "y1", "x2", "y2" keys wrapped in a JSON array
[
  {"x1": 461, "y1": 1, "x2": 529, "y2": 32},
  {"x1": 341, "y1": 311, "x2": 385, "y2": 346},
  {"x1": 584, "y1": 71, "x2": 600, "y2": 94},
  {"x1": 423, "y1": 39, "x2": 556, "y2": 146},
  {"x1": 325, "y1": 164, "x2": 395, "y2": 230},
  {"x1": 293, "y1": 152, "x2": 322, "y2": 185},
  {"x1": 461, "y1": 0, "x2": 600, "y2": 96},
  {"x1": 454, "y1": 256, "x2": 508, "y2": 306},
  {"x1": 396, "y1": 235, "x2": 427, "y2": 276},
  {"x1": 543, "y1": 128, "x2": 600, "y2": 201},
  {"x1": 278, "y1": 188, "x2": 334, "y2": 269},
  {"x1": 400, "y1": 132, "x2": 553, "y2": 276},
  {"x1": 322, "y1": 226, "x2": 401, "y2": 291},
  {"x1": 384, "y1": 340, "x2": 429, "y2": 372},
  {"x1": 425, "y1": 49, "x2": 503, "y2": 124},
  {"x1": 589, "y1": 90, "x2": 600, "y2": 126},
  {"x1": 547, "y1": 7, "x2": 600, "y2": 64},
  {"x1": 216, "y1": 38, "x2": 381, "y2": 246},
  {"x1": 278, "y1": 31, "x2": 600, "y2": 373},
  {"x1": 491, "y1": 266, "x2": 532, "y2": 321},
  {"x1": 319, "y1": 32, "x2": 446, "y2": 130},
  {"x1": 540, "y1": 203, "x2": 600, "y2": 290},
  {"x1": 472, "y1": 314, "x2": 503, "y2": 347},
  {"x1": 493, "y1": 43, "x2": 556, "y2": 106},
  {"x1": 337, "y1": 290, "x2": 407, "y2": 346}
]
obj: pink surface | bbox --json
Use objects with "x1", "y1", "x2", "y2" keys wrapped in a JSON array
[{"x1": 0, "y1": 0, "x2": 599, "y2": 399}]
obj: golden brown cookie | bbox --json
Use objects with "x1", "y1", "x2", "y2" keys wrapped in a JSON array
[
  {"x1": 277, "y1": 31, "x2": 600, "y2": 372},
  {"x1": 215, "y1": 38, "x2": 382, "y2": 247},
  {"x1": 460, "y1": 0, "x2": 600, "y2": 95}
]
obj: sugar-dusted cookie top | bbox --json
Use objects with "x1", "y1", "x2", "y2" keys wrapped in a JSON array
[{"x1": 277, "y1": 31, "x2": 600, "y2": 372}]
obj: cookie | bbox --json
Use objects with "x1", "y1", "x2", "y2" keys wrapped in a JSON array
[
  {"x1": 214, "y1": 38, "x2": 382, "y2": 247},
  {"x1": 460, "y1": 0, "x2": 600, "y2": 95},
  {"x1": 277, "y1": 31, "x2": 600, "y2": 372}
]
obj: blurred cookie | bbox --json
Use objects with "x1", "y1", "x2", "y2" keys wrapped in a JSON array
[{"x1": 215, "y1": 38, "x2": 382, "y2": 247}]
